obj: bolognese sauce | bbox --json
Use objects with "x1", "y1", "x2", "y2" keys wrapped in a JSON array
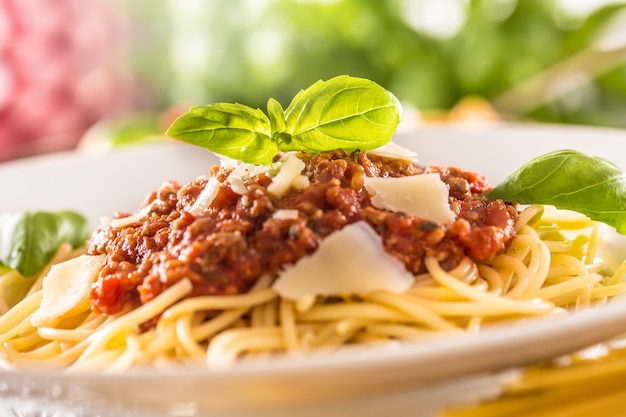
[{"x1": 87, "y1": 150, "x2": 518, "y2": 315}]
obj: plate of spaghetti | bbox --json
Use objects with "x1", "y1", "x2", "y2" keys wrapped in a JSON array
[{"x1": 2, "y1": 77, "x2": 626, "y2": 417}]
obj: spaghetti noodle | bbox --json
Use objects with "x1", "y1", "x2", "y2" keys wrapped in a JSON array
[{"x1": 0, "y1": 149, "x2": 624, "y2": 372}]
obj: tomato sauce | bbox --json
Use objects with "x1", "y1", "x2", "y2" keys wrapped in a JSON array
[{"x1": 87, "y1": 150, "x2": 518, "y2": 315}]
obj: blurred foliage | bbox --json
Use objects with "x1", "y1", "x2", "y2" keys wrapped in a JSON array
[{"x1": 115, "y1": 0, "x2": 626, "y2": 142}]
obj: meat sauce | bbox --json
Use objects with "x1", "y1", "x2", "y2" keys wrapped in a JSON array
[{"x1": 87, "y1": 150, "x2": 518, "y2": 315}]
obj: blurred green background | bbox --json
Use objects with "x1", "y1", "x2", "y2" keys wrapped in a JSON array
[
  {"x1": 2, "y1": 0, "x2": 625, "y2": 158},
  {"x1": 114, "y1": 0, "x2": 626, "y2": 143}
]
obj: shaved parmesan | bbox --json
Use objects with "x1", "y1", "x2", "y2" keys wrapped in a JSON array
[
  {"x1": 31, "y1": 254, "x2": 105, "y2": 327},
  {"x1": 291, "y1": 174, "x2": 310, "y2": 190},
  {"x1": 273, "y1": 209, "x2": 300, "y2": 220},
  {"x1": 227, "y1": 174, "x2": 247, "y2": 195},
  {"x1": 267, "y1": 153, "x2": 305, "y2": 196},
  {"x1": 364, "y1": 173, "x2": 455, "y2": 224},
  {"x1": 227, "y1": 162, "x2": 270, "y2": 195},
  {"x1": 110, "y1": 202, "x2": 153, "y2": 229},
  {"x1": 272, "y1": 221, "x2": 414, "y2": 301},
  {"x1": 226, "y1": 154, "x2": 309, "y2": 196},
  {"x1": 188, "y1": 176, "x2": 221, "y2": 216},
  {"x1": 366, "y1": 141, "x2": 418, "y2": 162}
]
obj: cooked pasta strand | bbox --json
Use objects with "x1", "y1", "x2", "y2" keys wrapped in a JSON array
[{"x1": 0, "y1": 205, "x2": 623, "y2": 370}]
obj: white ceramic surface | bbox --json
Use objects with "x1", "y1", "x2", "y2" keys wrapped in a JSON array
[{"x1": 2, "y1": 123, "x2": 626, "y2": 417}]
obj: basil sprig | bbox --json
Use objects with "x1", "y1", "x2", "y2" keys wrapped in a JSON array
[
  {"x1": 487, "y1": 149, "x2": 626, "y2": 234},
  {"x1": 0, "y1": 210, "x2": 90, "y2": 277},
  {"x1": 166, "y1": 75, "x2": 402, "y2": 165}
]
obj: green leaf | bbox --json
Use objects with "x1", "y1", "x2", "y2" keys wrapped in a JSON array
[
  {"x1": 267, "y1": 98, "x2": 286, "y2": 134},
  {"x1": 282, "y1": 75, "x2": 402, "y2": 153},
  {"x1": 0, "y1": 210, "x2": 91, "y2": 277},
  {"x1": 487, "y1": 150, "x2": 626, "y2": 234},
  {"x1": 267, "y1": 97, "x2": 293, "y2": 148},
  {"x1": 166, "y1": 103, "x2": 278, "y2": 165},
  {"x1": 165, "y1": 75, "x2": 402, "y2": 164}
]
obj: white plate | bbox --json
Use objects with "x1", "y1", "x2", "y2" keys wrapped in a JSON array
[{"x1": 2, "y1": 123, "x2": 626, "y2": 417}]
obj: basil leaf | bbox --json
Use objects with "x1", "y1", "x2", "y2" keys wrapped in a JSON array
[
  {"x1": 267, "y1": 98, "x2": 286, "y2": 134},
  {"x1": 166, "y1": 103, "x2": 278, "y2": 165},
  {"x1": 267, "y1": 98, "x2": 293, "y2": 148},
  {"x1": 0, "y1": 210, "x2": 91, "y2": 277},
  {"x1": 282, "y1": 75, "x2": 402, "y2": 152},
  {"x1": 165, "y1": 75, "x2": 402, "y2": 165},
  {"x1": 487, "y1": 149, "x2": 626, "y2": 234}
]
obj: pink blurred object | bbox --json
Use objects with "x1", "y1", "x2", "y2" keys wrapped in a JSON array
[{"x1": 0, "y1": 0, "x2": 134, "y2": 161}]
